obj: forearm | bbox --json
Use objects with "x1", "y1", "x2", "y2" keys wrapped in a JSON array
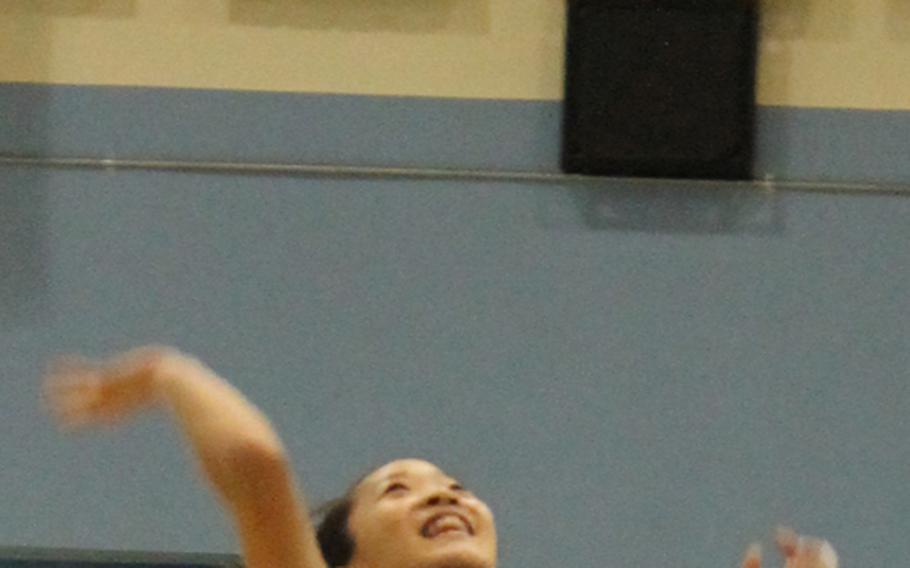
[
  {"x1": 154, "y1": 357, "x2": 327, "y2": 568},
  {"x1": 151, "y1": 352, "x2": 288, "y2": 505}
]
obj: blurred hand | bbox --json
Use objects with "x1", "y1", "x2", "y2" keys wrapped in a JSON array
[
  {"x1": 776, "y1": 527, "x2": 838, "y2": 568},
  {"x1": 43, "y1": 346, "x2": 176, "y2": 429},
  {"x1": 741, "y1": 527, "x2": 838, "y2": 568},
  {"x1": 741, "y1": 543, "x2": 762, "y2": 568}
]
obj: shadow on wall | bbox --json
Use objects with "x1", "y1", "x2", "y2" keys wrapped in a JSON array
[
  {"x1": 229, "y1": 0, "x2": 491, "y2": 34},
  {"x1": 0, "y1": 178, "x2": 51, "y2": 326},
  {"x1": 536, "y1": 180, "x2": 785, "y2": 236},
  {"x1": 2, "y1": 0, "x2": 136, "y2": 17},
  {"x1": 0, "y1": 1, "x2": 56, "y2": 325}
]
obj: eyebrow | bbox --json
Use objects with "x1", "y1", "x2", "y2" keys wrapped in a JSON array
[
  {"x1": 378, "y1": 471, "x2": 464, "y2": 488},
  {"x1": 381, "y1": 471, "x2": 409, "y2": 482},
  {"x1": 370, "y1": 471, "x2": 409, "y2": 493}
]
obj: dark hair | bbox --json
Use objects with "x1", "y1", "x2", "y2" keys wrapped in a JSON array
[
  {"x1": 316, "y1": 496, "x2": 355, "y2": 567},
  {"x1": 316, "y1": 469, "x2": 374, "y2": 568}
]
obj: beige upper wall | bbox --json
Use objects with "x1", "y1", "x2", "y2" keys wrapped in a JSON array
[{"x1": 1, "y1": 0, "x2": 909, "y2": 110}]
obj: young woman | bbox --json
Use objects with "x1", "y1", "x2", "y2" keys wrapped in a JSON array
[{"x1": 43, "y1": 346, "x2": 836, "y2": 568}]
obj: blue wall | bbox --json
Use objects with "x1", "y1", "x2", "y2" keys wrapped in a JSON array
[
  {"x1": 5, "y1": 84, "x2": 910, "y2": 184},
  {"x1": 1, "y1": 87, "x2": 909, "y2": 568}
]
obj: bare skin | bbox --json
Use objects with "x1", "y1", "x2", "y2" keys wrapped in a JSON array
[
  {"x1": 346, "y1": 459, "x2": 497, "y2": 568},
  {"x1": 43, "y1": 346, "x2": 326, "y2": 568},
  {"x1": 741, "y1": 527, "x2": 838, "y2": 568},
  {"x1": 43, "y1": 345, "x2": 837, "y2": 568}
]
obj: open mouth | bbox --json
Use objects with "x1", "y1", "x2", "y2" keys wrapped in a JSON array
[{"x1": 420, "y1": 512, "x2": 474, "y2": 539}]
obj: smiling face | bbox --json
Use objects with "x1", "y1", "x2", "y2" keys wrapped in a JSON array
[{"x1": 345, "y1": 459, "x2": 497, "y2": 568}]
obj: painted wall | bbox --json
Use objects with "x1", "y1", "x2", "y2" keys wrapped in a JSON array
[
  {"x1": 1, "y1": 166, "x2": 909, "y2": 568},
  {"x1": 1, "y1": 2, "x2": 908, "y2": 568},
  {"x1": 1, "y1": 0, "x2": 910, "y2": 109}
]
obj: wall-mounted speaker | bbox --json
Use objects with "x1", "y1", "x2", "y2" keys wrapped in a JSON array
[{"x1": 562, "y1": 0, "x2": 758, "y2": 180}]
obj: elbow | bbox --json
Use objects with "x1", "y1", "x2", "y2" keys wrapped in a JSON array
[
  {"x1": 213, "y1": 438, "x2": 295, "y2": 506},
  {"x1": 227, "y1": 437, "x2": 292, "y2": 481}
]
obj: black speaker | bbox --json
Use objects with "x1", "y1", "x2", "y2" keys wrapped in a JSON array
[{"x1": 562, "y1": 0, "x2": 758, "y2": 179}]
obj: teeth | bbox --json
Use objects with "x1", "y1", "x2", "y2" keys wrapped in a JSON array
[{"x1": 423, "y1": 515, "x2": 470, "y2": 538}]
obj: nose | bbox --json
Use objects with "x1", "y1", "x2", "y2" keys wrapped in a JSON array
[{"x1": 424, "y1": 488, "x2": 460, "y2": 507}]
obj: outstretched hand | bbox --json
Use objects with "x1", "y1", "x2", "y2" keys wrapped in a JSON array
[
  {"x1": 742, "y1": 527, "x2": 838, "y2": 568},
  {"x1": 43, "y1": 346, "x2": 175, "y2": 429}
]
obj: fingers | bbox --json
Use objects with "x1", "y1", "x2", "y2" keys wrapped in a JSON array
[
  {"x1": 776, "y1": 526, "x2": 799, "y2": 557},
  {"x1": 42, "y1": 347, "x2": 175, "y2": 430},
  {"x1": 816, "y1": 541, "x2": 839, "y2": 568},
  {"x1": 43, "y1": 356, "x2": 98, "y2": 400},
  {"x1": 42, "y1": 355, "x2": 107, "y2": 430},
  {"x1": 775, "y1": 527, "x2": 838, "y2": 568},
  {"x1": 43, "y1": 374, "x2": 102, "y2": 431},
  {"x1": 741, "y1": 543, "x2": 762, "y2": 568}
]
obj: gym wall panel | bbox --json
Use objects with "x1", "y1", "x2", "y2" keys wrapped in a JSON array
[{"x1": 1, "y1": 0, "x2": 909, "y2": 109}]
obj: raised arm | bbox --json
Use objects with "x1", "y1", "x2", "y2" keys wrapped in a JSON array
[{"x1": 44, "y1": 346, "x2": 328, "y2": 568}]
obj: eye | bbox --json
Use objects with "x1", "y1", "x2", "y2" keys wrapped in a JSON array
[
  {"x1": 383, "y1": 482, "x2": 408, "y2": 494},
  {"x1": 450, "y1": 483, "x2": 468, "y2": 493}
]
